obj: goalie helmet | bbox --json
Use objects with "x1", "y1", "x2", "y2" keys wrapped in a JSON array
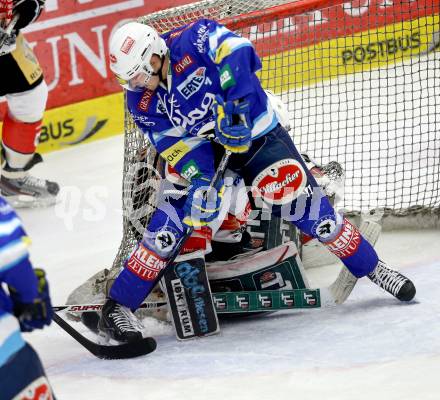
[{"x1": 109, "y1": 21, "x2": 168, "y2": 91}]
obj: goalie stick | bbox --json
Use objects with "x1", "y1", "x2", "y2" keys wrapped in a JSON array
[
  {"x1": 52, "y1": 313, "x2": 157, "y2": 360},
  {"x1": 52, "y1": 286, "x2": 353, "y2": 315},
  {"x1": 55, "y1": 288, "x2": 326, "y2": 314}
]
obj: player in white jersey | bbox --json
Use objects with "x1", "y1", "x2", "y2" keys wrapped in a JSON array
[{"x1": 0, "y1": 0, "x2": 59, "y2": 207}]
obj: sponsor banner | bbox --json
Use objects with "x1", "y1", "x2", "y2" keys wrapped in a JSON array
[
  {"x1": 1, "y1": 0, "x2": 437, "y2": 155},
  {"x1": 246, "y1": 0, "x2": 439, "y2": 57},
  {"x1": 258, "y1": 14, "x2": 440, "y2": 92},
  {"x1": 4, "y1": 0, "x2": 432, "y2": 112},
  {"x1": 0, "y1": 0, "x2": 194, "y2": 112},
  {"x1": 0, "y1": 92, "x2": 124, "y2": 153}
]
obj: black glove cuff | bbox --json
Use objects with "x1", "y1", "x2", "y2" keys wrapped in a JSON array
[{"x1": 14, "y1": 0, "x2": 41, "y2": 30}]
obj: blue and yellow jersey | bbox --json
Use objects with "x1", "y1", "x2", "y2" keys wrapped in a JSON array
[
  {"x1": 0, "y1": 197, "x2": 37, "y2": 367},
  {"x1": 126, "y1": 18, "x2": 280, "y2": 182}
]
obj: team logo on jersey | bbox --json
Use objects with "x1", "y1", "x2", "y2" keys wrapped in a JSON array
[
  {"x1": 325, "y1": 218, "x2": 361, "y2": 259},
  {"x1": 193, "y1": 24, "x2": 208, "y2": 53},
  {"x1": 181, "y1": 159, "x2": 201, "y2": 180},
  {"x1": 138, "y1": 89, "x2": 155, "y2": 112},
  {"x1": 174, "y1": 54, "x2": 194, "y2": 75},
  {"x1": 219, "y1": 64, "x2": 236, "y2": 90},
  {"x1": 252, "y1": 159, "x2": 307, "y2": 205},
  {"x1": 177, "y1": 67, "x2": 212, "y2": 100},
  {"x1": 155, "y1": 229, "x2": 177, "y2": 252},
  {"x1": 312, "y1": 215, "x2": 338, "y2": 240},
  {"x1": 120, "y1": 36, "x2": 135, "y2": 54},
  {"x1": 157, "y1": 92, "x2": 216, "y2": 132}
]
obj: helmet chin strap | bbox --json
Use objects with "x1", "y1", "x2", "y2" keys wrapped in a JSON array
[{"x1": 151, "y1": 55, "x2": 166, "y2": 83}]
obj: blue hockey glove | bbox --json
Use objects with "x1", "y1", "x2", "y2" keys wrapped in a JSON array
[
  {"x1": 213, "y1": 95, "x2": 252, "y2": 154},
  {"x1": 10, "y1": 268, "x2": 53, "y2": 332},
  {"x1": 183, "y1": 177, "x2": 225, "y2": 227}
]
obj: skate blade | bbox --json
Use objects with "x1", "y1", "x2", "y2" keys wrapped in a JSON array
[
  {"x1": 3, "y1": 194, "x2": 59, "y2": 208},
  {"x1": 97, "y1": 332, "x2": 123, "y2": 346}
]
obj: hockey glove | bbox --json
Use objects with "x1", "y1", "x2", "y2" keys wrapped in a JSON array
[
  {"x1": 213, "y1": 95, "x2": 252, "y2": 154},
  {"x1": 14, "y1": 0, "x2": 42, "y2": 30},
  {"x1": 10, "y1": 268, "x2": 53, "y2": 332},
  {"x1": 183, "y1": 177, "x2": 225, "y2": 227}
]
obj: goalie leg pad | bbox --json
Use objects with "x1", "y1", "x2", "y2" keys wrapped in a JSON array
[
  {"x1": 161, "y1": 252, "x2": 219, "y2": 340},
  {"x1": 207, "y1": 241, "x2": 309, "y2": 294}
]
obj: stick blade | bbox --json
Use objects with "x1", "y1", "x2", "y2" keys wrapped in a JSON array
[
  {"x1": 94, "y1": 337, "x2": 157, "y2": 360},
  {"x1": 53, "y1": 313, "x2": 157, "y2": 360}
]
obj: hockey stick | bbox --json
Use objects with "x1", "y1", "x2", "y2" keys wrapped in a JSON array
[
  {"x1": 149, "y1": 149, "x2": 232, "y2": 283},
  {"x1": 53, "y1": 151, "x2": 232, "y2": 355},
  {"x1": 52, "y1": 286, "x2": 347, "y2": 315},
  {"x1": 52, "y1": 313, "x2": 157, "y2": 359}
]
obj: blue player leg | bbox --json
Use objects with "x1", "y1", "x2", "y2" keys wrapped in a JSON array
[
  {"x1": 0, "y1": 342, "x2": 55, "y2": 400},
  {"x1": 232, "y1": 124, "x2": 379, "y2": 278},
  {"x1": 109, "y1": 203, "x2": 187, "y2": 310},
  {"x1": 100, "y1": 193, "x2": 216, "y2": 342}
]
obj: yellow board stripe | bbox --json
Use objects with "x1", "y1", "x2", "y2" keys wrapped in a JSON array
[
  {"x1": 259, "y1": 14, "x2": 439, "y2": 93},
  {"x1": 1, "y1": 92, "x2": 124, "y2": 154},
  {"x1": 0, "y1": 15, "x2": 435, "y2": 155}
]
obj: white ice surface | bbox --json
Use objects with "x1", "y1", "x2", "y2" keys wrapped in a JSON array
[{"x1": 16, "y1": 135, "x2": 440, "y2": 400}]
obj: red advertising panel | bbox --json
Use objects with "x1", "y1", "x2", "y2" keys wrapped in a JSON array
[{"x1": 14, "y1": 0, "x2": 193, "y2": 110}]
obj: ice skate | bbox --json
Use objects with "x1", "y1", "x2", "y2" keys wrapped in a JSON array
[
  {"x1": 98, "y1": 299, "x2": 146, "y2": 344},
  {"x1": 0, "y1": 154, "x2": 60, "y2": 208},
  {"x1": 368, "y1": 260, "x2": 416, "y2": 301}
]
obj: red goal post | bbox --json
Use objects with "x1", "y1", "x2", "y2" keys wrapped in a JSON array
[{"x1": 114, "y1": 0, "x2": 439, "y2": 271}]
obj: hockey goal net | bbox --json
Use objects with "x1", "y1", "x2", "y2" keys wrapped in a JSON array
[{"x1": 113, "y1": 0, "x2": 440, "y2": 270}]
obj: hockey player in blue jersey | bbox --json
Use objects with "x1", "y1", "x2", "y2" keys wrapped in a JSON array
[
  {"x1": 101, "y1": 19, "x2": 416, "y2": 342},
  {"x1": 0, "y1": 196, "x2": 55, "y2": 399}
]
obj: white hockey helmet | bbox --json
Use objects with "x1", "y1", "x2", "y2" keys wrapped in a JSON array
[
  {"x1": 109, "y1": 21, "x2": 168, "y2": 91},
  {"x1": 265, "y1": 90, "x2": 291, "y2": 130}
]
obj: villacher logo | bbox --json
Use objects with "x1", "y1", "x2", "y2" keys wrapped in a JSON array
[{"x1": 252, "y1": 159, "x2": 307, "y2": 205}]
